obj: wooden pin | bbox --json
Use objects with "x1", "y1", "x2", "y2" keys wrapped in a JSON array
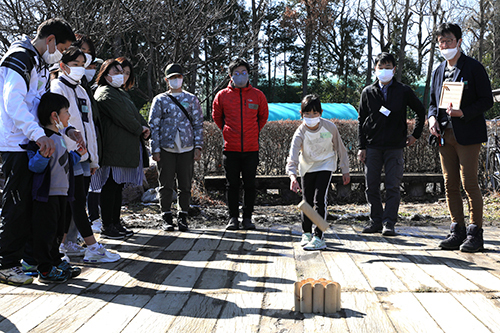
[
  {"x1": 298, "y1": 201, "x2": 329, "y2": 232},
  {"x1": 300, "y1": 282, "x2": 313, "y2": 313},
  {"x1": 312, "y1": 282, "x2": 325, "y2": 313}
]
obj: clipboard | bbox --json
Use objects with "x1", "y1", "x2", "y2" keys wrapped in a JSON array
[{"x1": 439, "y1": 82, "x2": 464, "y2": 109}]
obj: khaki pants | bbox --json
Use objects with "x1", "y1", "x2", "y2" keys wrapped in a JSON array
[{"x1": 439, "y1": 128, "x2": 483, "y2": 227}]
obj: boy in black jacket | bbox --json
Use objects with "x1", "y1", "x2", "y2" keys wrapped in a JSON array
[{"x1": 358, "y1": 52, "x2": 425, "y2": 236}]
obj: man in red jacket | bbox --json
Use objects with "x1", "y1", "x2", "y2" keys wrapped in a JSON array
[{"x1": 212, "y1": 58, "x2": 269, "y2": 230}]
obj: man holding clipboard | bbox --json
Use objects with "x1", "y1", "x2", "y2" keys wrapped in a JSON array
[{"x1": 428, "y1": 23, "x2": 493, "y2": 252}]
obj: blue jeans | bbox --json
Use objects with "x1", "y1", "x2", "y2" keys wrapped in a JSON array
[{"x1": 365, "y1": 148, "x2": 404, "y2": 226}]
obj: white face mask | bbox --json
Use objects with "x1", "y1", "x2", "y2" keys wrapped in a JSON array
[
  {"x1": 303, "y1": 116, "x2": 320, "y2": 127},
  {"x1": 55, "y1": 115, "x2": 65, "y2": 130},
  {"x1": 108, "y1": 74, "x2": 124, "y2": 88},
  {"x1": 65, "y1": 66, "x2": 85, "y2": 82},
  {"x1": 440, "y1": 47, "x2": 458, "y2": 61},
  {"x1": 42, "y1": 39, "x2": 63, "y2": 64},
  {"x1": 84, "y1": 53, "x2": 93, "y2": 68},
  {"x1": 85, "y1": 69, "x2": 96, "y2": 82},
  {"x1": 168, "y1": 77, "x2": 183, "y2": 90},
  {"x1": 375, "y1": 68, "x2": 394, "y2": 83}
]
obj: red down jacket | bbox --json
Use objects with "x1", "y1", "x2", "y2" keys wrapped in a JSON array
[{"x1": 212, "y1": 82, "x2": 268, "y2": 152}]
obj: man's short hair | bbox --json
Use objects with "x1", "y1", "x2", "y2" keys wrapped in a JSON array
[
  {"x1": 374, "y1": 52, "x2": 396, "y2": 67},
  {"x1": 436, "y1": 23, "x2": 462, "y2": 41},
  {"x1": 36, "y1": 18, "x2": 75, "y2": 44},
  {"x1": 228, "y1": 58, "x2": 250, "y2": 76}
]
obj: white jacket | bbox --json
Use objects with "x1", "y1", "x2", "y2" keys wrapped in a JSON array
[
  {"x1": 51, "y1": 75, "x2": 99, "y2": 168},
  {"x1": 0, "y1": 36, "x2": 47, "y2": 151}
]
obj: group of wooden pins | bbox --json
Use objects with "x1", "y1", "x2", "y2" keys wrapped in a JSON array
[{"x1": 294, "y1": 278, "x2": 341, "y2": 314}]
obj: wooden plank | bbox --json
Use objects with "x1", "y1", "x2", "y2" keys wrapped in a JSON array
[
  {"x1": 121, "y1": 293, "x2": 190, "y2": 333},
  {"x1": 378, "y1": 292, "x2": 442, "y2": 333},
  {"x1": 191, "y1": 229, "x2": 224, "y2": 251},
  {"x1": 259, "y1": 292, "x2": 304, "y2": 333},
  {"x1": 303, "y1": 312, "x2": 350, "y2": 332},
  {"x1": 0, "y1": 294, "x2": 42, "y2": 320},
  {"x1": 30, "y1": 294, "x2": 114, "y2": 333},
  {"x1": 264, "y1": 226, "x2": 296, "y2": 294},
  {"x1": 405, "y1": 250, "x2": 479, "y2": 291},
  {"x1": 164, "y1": 231, "x2": 202, "y2": 251},
  {"x1": 451, "y1": 292, "x2": 500, "y2": 332},
  {"x1": 0, "y1": 293, "x2": 75, "y2": 333},
  {"x1": 228, "y1": 252, "x2": 268, "y2": 293},
  {"x1": 192, "y1": 251, "x2": 237, "y2": 294},
  {"x1": 322, "y1": 250, "x2": 372, "y2": 292},
  {"x1": 167, "y1": 293, "x2": 227, "y2": 332},
  {"x1": 159, "y1": 250, "x2": 213, "y2": 292},
  {"x1": 342, "y1": 292, "x2": 397, "y2": 332},
  {"x1": 216, "y1": 229, "x2": 247, "y2": 251},
  {"x1": 415, "y1": 293, "x2": 491, "y2": 333},
  {"x1": 213, "y1": 293, "x2": 265, "y2": 333},
  {"x1": 75, "y1": 294, "x2": 151, "y2": 333},
  {"x1": 242, "y1": 228, "x2": 269, "y2": 252}
]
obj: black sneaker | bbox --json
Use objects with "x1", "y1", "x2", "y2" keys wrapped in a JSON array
[
  {"x1": 459, "y1": 224, "x2": 484, "y2": 253},
  {"x1": 57, "y1": 260, "x2": 82, "y2": 278},
  {"x1": 439, "y1": 222, "x2": 466, "y2": 250},
  {"x1": 101, "y1": 224, "x2": 126, "y2": 240},
  {"x1": 161, "y1": 212, "x2": 175, "y2": 231},
  {"x1": 115, "y1": 222, "x2": 134, "y2": 237},
  {"x1": 242, "y1": 217, "x2": 256, "y2": 230},
  {"x1": 178, "y1": 211, "x2": 189, "y2": 232},
  {"x1": 362, "y1": 221, "x2": 383, "y2": 233},
  {"x1": 226, "y1": 217, "x2": 239, "y2": 230},
  {"x1": 38, "y1": 266, "x2": 70, "y2": 284},
  {"x1": 382, "y1": 222, "x2": 396, "y2": 236}
]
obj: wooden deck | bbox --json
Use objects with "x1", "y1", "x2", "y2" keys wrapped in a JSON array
[{"x1": 1, "y1": 224, "x2": 500, "y2": 333}]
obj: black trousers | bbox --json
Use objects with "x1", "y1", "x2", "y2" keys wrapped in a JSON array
[
  {"x1": 87, "y1": 192, "x2": 100, "y2": 222},
  {"x1": 67, "y1": 175, "x2": 93, "y2": 238},
  {"x1": 301, "y1": 171, "x2": 332, "y2": 238},
  {"x1": 0, "y1": 152, "x2": 33, "y2": 269},
  {"x1": 33, "y1": 196, "x2": 67, "y2": 273},
  {"x1": 223, "y1": 151, "x2": 259, "y2": 218},
  {"x1": 100, "y1": 171, "x2": 124, "y2": 228}
]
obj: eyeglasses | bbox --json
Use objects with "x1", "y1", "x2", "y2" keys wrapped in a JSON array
[
  {"x1": 437, "y1": 38, "x2": 456, "y2": 46},
  {"x1": 233, "y1": 71, "x2": 248, "y2": 76}
]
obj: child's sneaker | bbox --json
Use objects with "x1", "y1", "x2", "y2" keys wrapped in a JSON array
[
  {"x1": 59, "y1": 241, "x2": 86, "y2": 257},
  {"x1": 0, "y1": 266, "x2": 33, "y2": 285},
  {"x1": 303, "y1": 235, "x2": 327, "y2": 251},
  {"x1": 300, "y1": 233, "x2": 313, "y2": 247},
  {"x1": 57, "y1": 260, "x2": 82, "y2": 278},
  {"x1": 38, "y1": 266, "x2": 69, "y2": 284},
  {"x1": 83, "y1": 243, "x2": 121, "y2": 263},
  {"x1": 91, "y1": 218, "x2": 102, "y2": 233},
  {"x1": 21, "y1": 259, "x2": 39, "y2": 277}
]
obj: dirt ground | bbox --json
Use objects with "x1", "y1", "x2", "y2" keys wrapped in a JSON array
[{"x1": 121, "y1": 191, "x2": 500, "y2": 230}]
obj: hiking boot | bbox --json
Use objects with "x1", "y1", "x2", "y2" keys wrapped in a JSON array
[
  {"x1": 300, "y1": 233, "x2": 313, "y2": 247},
  {"x1": 21, "y1": 260, "x2": 39, "y2": 277},
  {"x1": 362, "y1": 221, "x2": 383, "y2": 233},
  {"x1": 303, "y1": 235, "x2": 327, "y2": 251},
  {"x1": 439, "y1": 222, "x2": 466, "y2": 250},
  {"x1": 178, "y1": 211, "x2": 189, "y2": 232},
  {"x1": 101, "y1": 224, "x2": 125, "y2": 240},
  {"x1": 57, "y1": 260, "x2": 82, "y2": 278},
  {"x1": 161, "y1": 212, "x2": 175, "y2": 231},
  {"x1": 226, "y1": 217, "x2": 239, "y2": 230},
  {"x1": 460, "y1": 224, "x2": 484, "y2": 253},
  {"x1": 38, "y1": 266, "x2": 69, "y2": 284},
  {"x1": 382, "y1": 222, "x2": 397, "y2": 237},
  {"x1": 84, "y1": 243, "x2": 121, "y2": 263},
  {"x1": 242, "y1": 217, "x2": 256, "y2": 230},
  {"x1": 0, "y1": 266, "x2": 34, "y2": 285},
  {"x1": 115, "y1": 221, "x2": 134, "y2": 237},
  {"x1": 59, "y1": 241, "x2": 86, "y2": 257}
]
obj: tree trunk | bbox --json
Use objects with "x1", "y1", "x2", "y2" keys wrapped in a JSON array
[
  {"x1": 302, "y1": 41, "x2": 312, "y2": 97},
  {"x1": 396, "y1": 0, "x2": 411, "y2": 82},
  {"x1": 366, "y1": 0, "x2": 376, "y2": 86}
]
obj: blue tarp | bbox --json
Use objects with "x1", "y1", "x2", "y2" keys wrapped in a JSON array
[{"x1": 268, "y1": 103, "x2": 358, "y2": 121}]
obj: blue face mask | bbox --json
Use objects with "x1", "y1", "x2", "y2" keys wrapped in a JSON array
[{"x1": 232, "y1": 73, "x2": 248, "y2": 87}]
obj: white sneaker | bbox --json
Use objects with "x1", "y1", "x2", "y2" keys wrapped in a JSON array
[
  {"x1": 300, "y1": 233, "x2": 313, "y2": 247},
  {"x1": 91, "y1": 219, "x2": 102, "y2": 233},
  {"x1": 0, "y1": 266, "x2": 33, "y2": 286},
  {"x1": 83, "y1": 243, "x2": 121, "y2": 263},
  {"x1": 59, "y1": 241, "x2": 86, "y2": 256},
  {"x1": 303, "y1": 235, "x2": 327, "y2": 251}
]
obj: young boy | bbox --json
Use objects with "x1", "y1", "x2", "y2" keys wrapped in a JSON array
[
  {"x1": 23, "y1": 92, "x2": 84, "y2": 283},
  {"x1": 286, "y1": 94, "x2": 350, "y2": 250}
]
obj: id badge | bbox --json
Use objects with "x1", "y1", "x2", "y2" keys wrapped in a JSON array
[
  {"x1": 379, "y1": 106, "x2": 391, "y2": 117},
  {"x1": 77, "y1": 98, "x2": 89, "y2": 122}
]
